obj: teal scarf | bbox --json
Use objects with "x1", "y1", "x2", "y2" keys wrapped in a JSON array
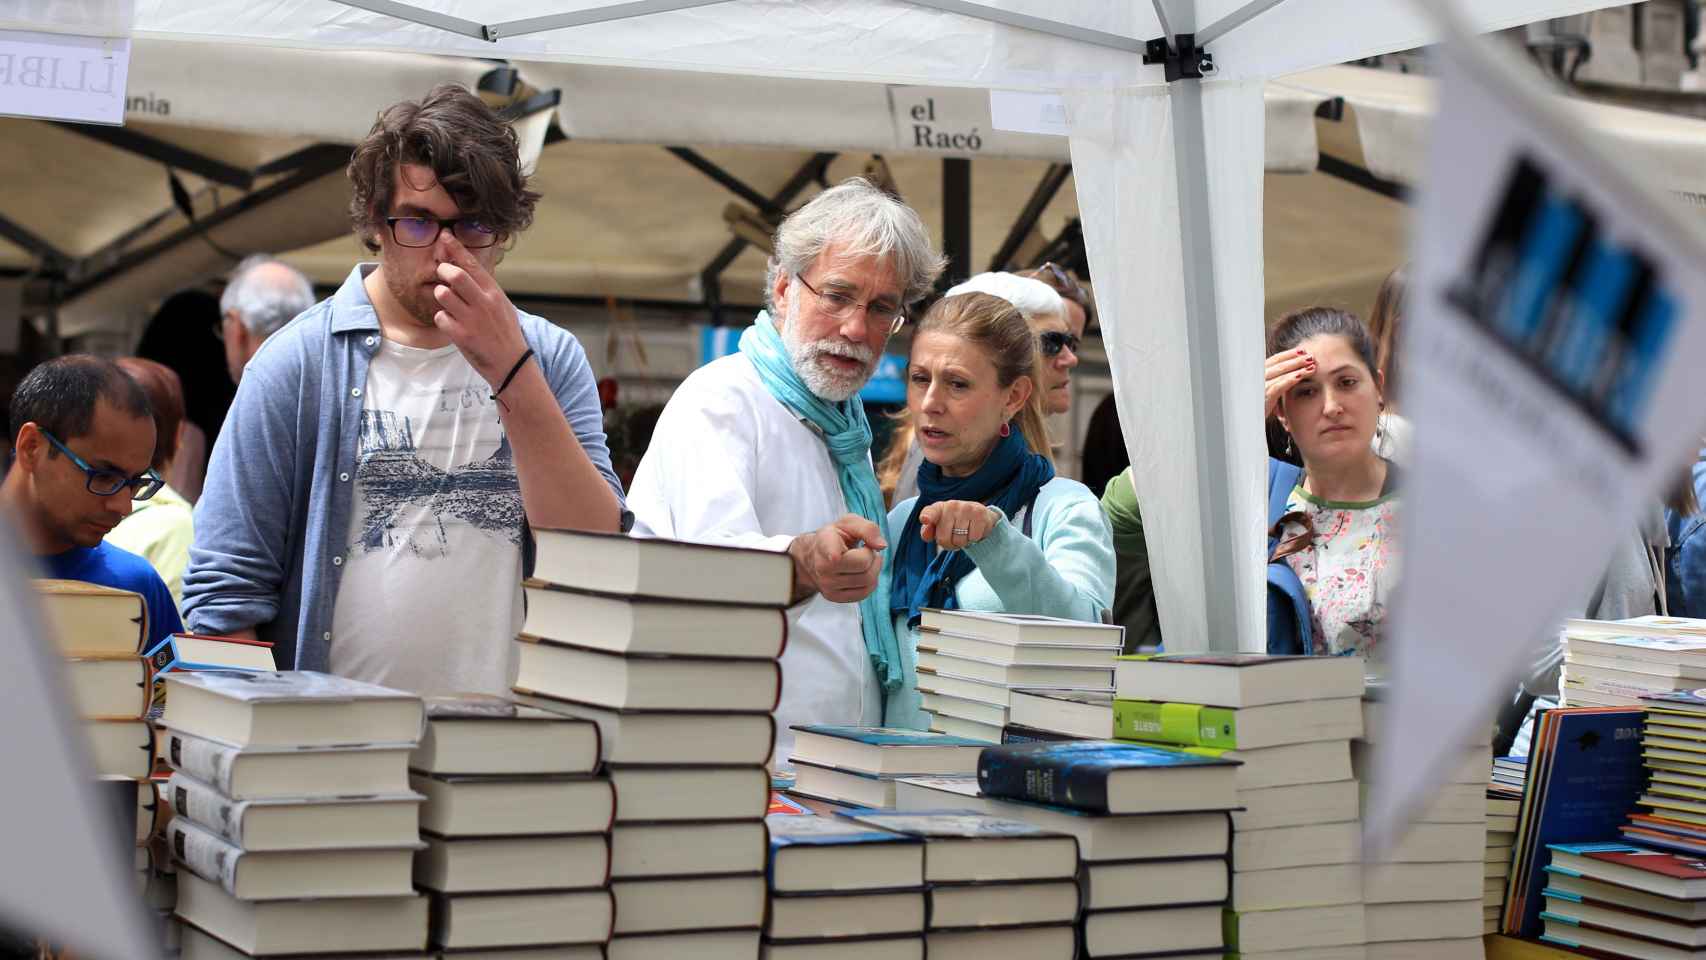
[{"x1": 739, "y1": 311, "x2": 901, "y2": 693}]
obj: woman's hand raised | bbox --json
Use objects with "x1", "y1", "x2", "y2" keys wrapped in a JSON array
[
  {"x1": 1264, "y1": 349, "x2": 1316, "y2": 418},
  {"x1": 919, "y1": 501, "x2": 998, "y2": 551}
]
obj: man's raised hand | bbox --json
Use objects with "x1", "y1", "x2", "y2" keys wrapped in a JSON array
[
  {"x1": 432, "y1": 235, "x2": 528, "y2": 387},
  {"x1": 789, "y1": 514, "x2": 888, "y2": 604}
]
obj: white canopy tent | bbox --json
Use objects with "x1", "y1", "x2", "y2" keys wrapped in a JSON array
[{"x1": 26, "y1": 0, "x2": 1632, "y2": 653}]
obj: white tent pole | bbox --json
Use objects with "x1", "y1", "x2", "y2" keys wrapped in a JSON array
[
  {"x1": 1196, "y1": 0, "x2": 1290, "y2": 47},
  {"x1": 1165, "y1": 6, "x2": 1246, "y2": 654},
  {"x1": 897, "y1": 0, "x2": 1146, "y2": 52},
  {"x1": 1151, "y1": 0, "x2": 1178, "y2": 42}
]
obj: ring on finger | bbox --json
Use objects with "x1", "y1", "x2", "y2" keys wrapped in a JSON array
[{"x1": 952, "y1": 526, "x2": 971, "y2": 537}]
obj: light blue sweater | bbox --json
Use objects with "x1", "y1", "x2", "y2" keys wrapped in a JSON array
[{"x1": 884, "y1": 476, "x2": 1116, "y2": 728}]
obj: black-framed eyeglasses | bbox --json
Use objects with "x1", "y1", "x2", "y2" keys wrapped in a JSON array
[
  {"x1": 384, "y1": 216, "x2": 499, "y2": 249},
  {"x1": 1039, "y1": 330, "x2": 1082, "y2": 358},
  {"x1": 40, "y1": 429, "x2": 164, "y2": 500},
  {"x1": 795, "y1": 273, "x2": 906, "y2": 329}
]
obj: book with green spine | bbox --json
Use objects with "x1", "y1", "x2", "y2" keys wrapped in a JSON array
[{"x1": 1113, "y1": 700, "x2": 1240, "y2": 749}]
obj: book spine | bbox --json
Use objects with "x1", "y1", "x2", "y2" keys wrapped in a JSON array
[
  {"x1": 166, "y1": 817, "x2": 242, "y2": 896},
  {"x1": 1112, "y1": 701, "x2": 1238, "y2": 749},
  {"x1": 167, "y1": 772, "x2": 248, "y2": 846},
  {"x1": 162, "y1": 732, "x2": 239, "y2": 795},
  {"x1": 976, "y1": 749, "x2": 1111, "y2": 812}
]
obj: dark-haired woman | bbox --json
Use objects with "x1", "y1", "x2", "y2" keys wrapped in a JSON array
[{"x1": 1264, "y1": 307, "x2": 1398, "y2": 659}]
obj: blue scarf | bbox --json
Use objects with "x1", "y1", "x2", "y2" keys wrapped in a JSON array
[
  {"x1": 739, "y1": 312, "x2": 902, "y2": 693},
  {"x1": 890, "y1": 426, "x2": 1055, "y2": 627}
]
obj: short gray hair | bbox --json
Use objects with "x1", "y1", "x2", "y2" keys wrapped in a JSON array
[
  {"x1": 220, "y1": 254, "x2": 314, "y2": 339},
  {"x1": 766, "y1": 178, "x2": 944, "y2": 311}
]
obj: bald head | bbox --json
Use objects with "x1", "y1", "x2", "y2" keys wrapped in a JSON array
[{"x1": 220, "y1": 255, "x2": 314, "y2": 382}]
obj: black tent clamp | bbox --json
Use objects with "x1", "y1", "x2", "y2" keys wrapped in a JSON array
[{"x1": 1143, "y1": 33, "x2": 1214, "y2": 82}]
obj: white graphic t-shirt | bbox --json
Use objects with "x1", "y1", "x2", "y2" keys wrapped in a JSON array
[{"x1": 329, "y1": 339, "x2": 525, "y2": 696}]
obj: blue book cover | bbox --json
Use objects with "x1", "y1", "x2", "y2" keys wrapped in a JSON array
[
  {"x1": 977, "y1": 739, "x2": 1239, "y2": 814},
  {"x1": 791, "y1": 725, "x2": 991, "y2": 748},
  {"x1": 767, "y1": 813, "x2": 921, "y2": 851},
  {"x1": 1506, "y1": 709, "x2": 1647, "y2": 939},
  {"x1": 837, "y1": 808, "x2": 1066, "y2": 841}
]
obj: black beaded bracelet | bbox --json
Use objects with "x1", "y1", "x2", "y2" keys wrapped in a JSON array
[{"x1": 491, "y1": 347, "x2": 536, "y2": 401}]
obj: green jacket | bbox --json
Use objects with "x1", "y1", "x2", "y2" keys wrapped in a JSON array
[{"x1": 1101, "y1": 468, "x2": 1162, "y2": 654}]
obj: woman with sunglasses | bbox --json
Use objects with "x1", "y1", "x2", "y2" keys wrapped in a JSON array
[
  {"x1": 884, "y1": 292, "x2": 1114, "y2": 730},
  {"x1": 1020, "y1": 262, "x2": 1092, "y2": 417},
  {"x1": 877, "y1": 272, "x2": 1067, "y2": 505}
]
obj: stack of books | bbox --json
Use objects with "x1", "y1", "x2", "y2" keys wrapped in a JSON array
[
  {"x1": 788, "y1": 725, "x2": 987, "y2": 809},
  {"x1": 35, "y1": 580, "x2": 160, "y2": 905},
  {"x1": 511, "y1": 529, "x2": 782, "y2": 959},
  {"x1": 763, "y1": 813, "x2": 926, "y2": 957},
  {"x1": 1539, "y1": 841, "x2": 1706, "y2": 957},
  {"x1": 1356, "y1": 687, "x2": 1490, "y2": 959},
  {"x1": 1503, "y1": 706, "x2": 1647, "y2": 939},
  {"x1": 411, "y1": 694, "x2": 613, "y2": 956},
  {"x1": 1485, "y1": 758, "x2": 1526, "y2": 933},
  {"x1": 158, "y1": 671, "x2": 431, "y2": 958},
  {"x1": 1625, "y1": 689, "x2": 1706, "y2": 851},
  {"x1": 1558, "y1": 616, "x2": 1706, "y2": 707},
  {"x1": 971, "y1": 739, "x2": 1237, "y2": 958},
  {"x1": 840, "y1": 809, "x2": 1082, "y2": 959},
  {"x1": 1113, "y1": 653, "x2": 1368, "y2": 959},
  {"x1": 914, "y1": 610, "x2": 1124, "y2": 743}
]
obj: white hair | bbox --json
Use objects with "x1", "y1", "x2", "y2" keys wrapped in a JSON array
[
  {"x1": 220, "y1": 254, "x2": 314, "y2": 339},
  {"x1": 945, "y1": 272, "x2": 1064, "y2": 323},
  {"x1": 766, "y1": 178, "x2": 945, "y2": 311}
]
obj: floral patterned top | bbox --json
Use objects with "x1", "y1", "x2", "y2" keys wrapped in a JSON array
[{"x1": 1280, "y1": 481, "x2": 1400, "y2": 661}]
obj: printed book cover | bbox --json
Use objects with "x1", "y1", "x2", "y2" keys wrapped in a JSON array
[
  {"x1": 767, "y1": 813, "x2": 923, "y2": 849},
  {"x1": 978, "y1": 739, "x2": 1238, "y2": 813},
  {"x1": 423, "y1": 694, "x2": 519, "y2": 719},
  {"x1": 839, "y1": 809, "x2": 1061, "y2": 840},
  {"x1": 1506, "y1": 709, "x2": 1647, "y2": 938},
  {"x1": 164, "y1": 670, "x2": 415, "y2": 704},
  {"x1": 1116, "y1": 653, "x2": 1314, "y2": 667},
  {"x1": 1556, "y1": 841, "x2": 1706, "y2": 880},
  {"x1": 791, "y1": 725, "x2": 991, "y2": 748}
]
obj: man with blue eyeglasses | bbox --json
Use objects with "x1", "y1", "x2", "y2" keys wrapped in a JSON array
[{"x1": 3, "y1": 355, "x2": 183, "y2": 650}]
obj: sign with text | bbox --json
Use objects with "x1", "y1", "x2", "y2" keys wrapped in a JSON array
[
  {"x1": 0, "y1": 28, "x2": 129, "y2": 124},
  {"x1": 886, "y1": 86, "x2": 1063, "y2": 159},
  {"x1": 1367, "y1": 35, "x2": 1706, "y2": 848}
]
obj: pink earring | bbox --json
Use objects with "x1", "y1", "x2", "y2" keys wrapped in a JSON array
[{"x1": 999, "y1": 422, "x2": 1011, "y2": 438}]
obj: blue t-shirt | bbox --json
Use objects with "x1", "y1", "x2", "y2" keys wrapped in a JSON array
[{"x1": 43, "y1": 541, "x2": 183, "y2": 651}]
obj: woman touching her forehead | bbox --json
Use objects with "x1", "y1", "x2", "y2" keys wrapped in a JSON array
[
  {"x1": 885, "y1": 292, "x2": 1115, "y2": 728},
  {"x1": 1264, "y1": 306, "x2": 1399, "y2": 662}
]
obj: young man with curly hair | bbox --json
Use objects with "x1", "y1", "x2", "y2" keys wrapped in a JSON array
[{"x1": 184, "y1": 85, "x2": 624, "y2": 694}]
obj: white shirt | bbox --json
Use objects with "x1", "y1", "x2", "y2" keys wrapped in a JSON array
[
  {"x1": 329, "y1": 339, "x2": 525, "y2": 697},
  {"x1": 627, "y1": 352, "x2": 883, "y2": 765}
]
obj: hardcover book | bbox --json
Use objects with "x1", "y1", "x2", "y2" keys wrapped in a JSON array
[
  {"x1": 766, "y1": 813, "x2": 925, "y2": 892},
  {"x1": 976, "y1": 739, "x2": 1239, "y2": 814},
  {"x1": 161, "y1": 670, "x2": 424, "y2": 748},
  {"x1": 1113, "y1": 652, "x2": 1366, "y2": 708},
  {"x1": 836, "y1": 810, "x2": 1077, "y2": 882},
  {"x1": 790, "y1": 725, "x2": 988, "y2": 777}
]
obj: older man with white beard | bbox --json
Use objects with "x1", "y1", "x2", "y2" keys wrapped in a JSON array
[{"x1": 627, "y1": 178, "x2": 943, "y2": 764}]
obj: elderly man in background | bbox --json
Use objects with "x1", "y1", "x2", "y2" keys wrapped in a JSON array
[
  {"x1": 220, "y1": 254, "x2": 316, "y2": 384},
  {"x1": 627, "y1": 178, "x2": 943, "y2": 763}
]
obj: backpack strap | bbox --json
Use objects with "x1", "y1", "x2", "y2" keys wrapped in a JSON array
[{"x1": 1267, "y1": 459, "x2": 1303, "y2": 545}]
